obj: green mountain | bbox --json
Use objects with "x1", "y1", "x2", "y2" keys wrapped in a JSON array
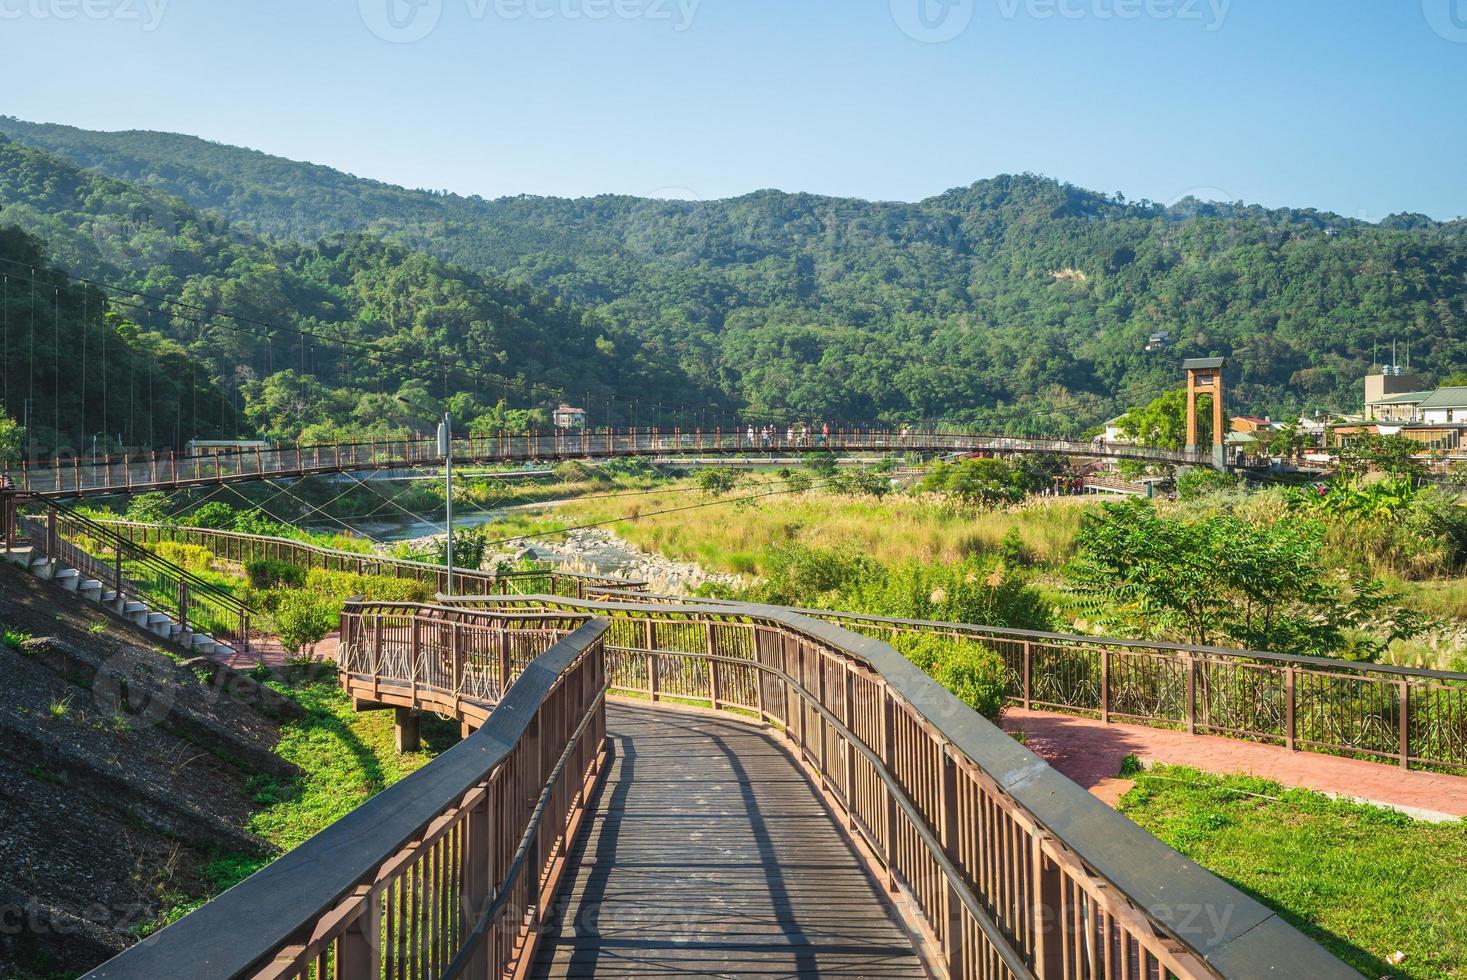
[
  {"x1": 0, "y1": 132, "x2": 719, "y2": 454},
  {"x1": 3, "y1": 115, "x2": 1466, "y2": 432}
]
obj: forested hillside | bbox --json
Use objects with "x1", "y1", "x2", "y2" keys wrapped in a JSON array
[
  {"x1": 0, "y1": 134, "x2": 721, "y2": 454},
  {"x1": 3, "y1": 116, "x2": 1467, "y2": 431}
]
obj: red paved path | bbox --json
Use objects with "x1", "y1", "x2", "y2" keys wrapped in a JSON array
[
  {"x1": 1003, "y1": 707, "x2": 1467, "y2": 820},
  {"x1": 215, "y1": 632, "x2": 339, "y2": 669}
]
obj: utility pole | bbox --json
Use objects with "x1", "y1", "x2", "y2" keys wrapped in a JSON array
[
  {"x1": 400, "y1": 396, "x2": 455, "y2": 596},
  {"x1": 441, "y1": 411, "x2": 454, "y2": 597}
]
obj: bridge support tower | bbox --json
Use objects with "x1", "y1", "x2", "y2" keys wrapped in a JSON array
[{"x1": 1182, "y1": 356, "x2": 1228, "y2": 471}]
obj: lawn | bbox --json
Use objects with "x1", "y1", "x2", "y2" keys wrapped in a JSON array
[
  {"x1": 146, "y1": 671, "x2": 459, "y2": 934},
  {"x1": 1117, "y1": 763, "x2": 1467, "y2": 979}
]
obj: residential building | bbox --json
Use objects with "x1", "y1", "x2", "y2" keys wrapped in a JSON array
[{"x1": 552, "y1": 404, "x2": 587, "y2": 429}]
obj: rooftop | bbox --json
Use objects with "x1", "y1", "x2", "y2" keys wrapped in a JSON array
[
  {"x1": 1419, "y1": 387, "x2": 1467, "y2": 410},
  {"x1": 1182, "y1": 356, "x2": 1227, "y2": 370}
]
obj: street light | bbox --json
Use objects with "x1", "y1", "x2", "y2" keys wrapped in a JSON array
[{"x1": 398, "y1": 396, "x2": 455, "y2": 597}]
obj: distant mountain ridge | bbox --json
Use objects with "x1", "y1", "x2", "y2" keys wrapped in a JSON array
[{"x1": 2, "y1": 114, "x2": 1466, "y2": 429}]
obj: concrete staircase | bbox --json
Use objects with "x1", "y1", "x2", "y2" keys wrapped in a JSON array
[{"x1": 3, "y1": 545, "x2": 238, "y2": 659}]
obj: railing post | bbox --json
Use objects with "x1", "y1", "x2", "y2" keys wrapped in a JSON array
[
  {"x1": 463, "y1": 792, "x2": 490, "y2": 977},
  {"x1": 1284, "y1": 666, "x2": 1296, "y2": 751},
  {"x1": 1100, "y1": 648, "x2": 1110, "y2": 723},
  {"x1": 1022, "y1": 640, "x2": 1032, "y2": 710},
  {"x1": 497, "y1": 629, "x2": 511, "y2": 698},
  {"x1": 879, "y1": 691, "x2": 898, "y2": 893},
  {"x1": 336, "y1": 886, "x2": 382, "y2": 980},
  {"x1": 645, "y1": 619, "x2": 659, "y2": 701},
  {"x1": 939, "y1": 747, "x2": 963, "y2": 976},
  {"x1": 178, "y1": 580, "x2": 188, "y2": 636},
  {"x1": 705, "y1": 621, "x2": 720, "y2": 711},
  {"x1": 1399, "y1": 679, "x2": 1411, "y2": 770},
  {"x1": 1186, "y1": 653, "x2": 1198, "y2": 735},
  {"x1": 1032, "y1": 841, "x2": 1066, "y2": 980}
]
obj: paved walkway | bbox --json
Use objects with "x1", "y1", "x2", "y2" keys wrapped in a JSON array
[
  {"x1": 1002, "y1": 708, "x2": 1467, "y2": 821},
  {"x1": 532, "y1": 704, "x2": 925, "y2": 978},
  {"x1": 214, "y1": 632, "x2": 339, "y2": 670}
]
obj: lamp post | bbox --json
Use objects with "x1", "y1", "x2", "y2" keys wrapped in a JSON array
[{"x1": 398, "y1": 397, "x2": 454, "y2": 596}]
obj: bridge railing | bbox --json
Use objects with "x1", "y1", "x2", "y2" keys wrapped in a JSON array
[
  {"x1": 431, "y1": 595, "x2": 1352, "y2": 979},
  {"x1": 97, "y1": 520, "x2": 648, "y2": 598},
  {"x1": 2, "y1": 427, "x2": 1209, "y2": 496},
  {"x1": 577, "y1": 587, "x2": 1467, "y2": 772},
  {"x1": 12, "y1": 498, "x2": 260, "y2": 651},
  {"x1": 336, "y1": 603, "x2": 593, "y2": 724},
  {"x1": 84, "y1": 617, "x2": 610, "y2": 980}
]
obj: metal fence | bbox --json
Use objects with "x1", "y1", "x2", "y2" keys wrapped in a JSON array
[
  {"x1": 99, "y1": 520, "x2": 646, "y2": 599},
  {"x1": 13, "y1": 499, "x2": 258, "y2": 651}
]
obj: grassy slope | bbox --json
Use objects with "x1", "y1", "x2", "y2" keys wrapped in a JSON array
[{"x1": 1118, "y1": 764, "x2": 1467, "y2": 979}]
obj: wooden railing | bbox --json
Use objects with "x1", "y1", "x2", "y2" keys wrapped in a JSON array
[
  {"x1": 84, "y1": 618, "x2": 610, "y2": 980},
  {"x1": 577, "y1": 587, "x2": 1467, "y2": 772},
  {"x1": 14, "y1": 499, "x2": 258, "y2": 651},
  {"x1": 2, "y1": 427, "x2": 1210, "y2": 498},
  {"x1": 96, "y1": 519, "x2": 647, "y2": 598},
  {"x1": 424, "y1": 596, "x2": 1354, "y2": 978}
]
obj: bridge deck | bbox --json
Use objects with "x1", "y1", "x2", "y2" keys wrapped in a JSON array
[{"x1": 533, "y1": 703, "x2": 925, "y2": 978}]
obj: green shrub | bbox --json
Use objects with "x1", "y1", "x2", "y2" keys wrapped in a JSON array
[
  {"x1": 891, "y1": 634, "x2": 1007, "y2": 722},
  {"x1": 272, "y1": 590, "x2": 339, "y2": 656},
  {"x1": 3, "y1": 628, "x2": 32, "y2": 651},
  {"x1": 188, "y1": 502, "x2": 238, "y2": 529},
  {"x1": 1175, "y1": 467, "x2": 1241, "y2": 499},
  {"x1": 153, "y1": 541, "x2": 216, "y2": 572},
  {"x1": 244, "y1": 558, "x2": 307, "y2": 589},
  {"x1": 303, "y1": 568, "x2": 435, "y2": 604}
]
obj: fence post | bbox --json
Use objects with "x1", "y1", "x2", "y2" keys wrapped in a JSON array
[
  {"x1": 1399, "y1": 679, "x2": 1411, "y2": 770},
  {"x1": 497, "y1": 629, "x2": 511, "y2": 698},
  {"x1": 1284, "y1": 666, "x2": 1296, "y2": 751},
  {"x1": 1186, "y1": 654, "x2": 1198, "y2": 735},
  {"x1": 645, "y1": 620, "x2": 658, "y2": 701},
  {"x1": 1100, "y1": 648, "x2": 1110, "y2": 723},
  {"x1": 336, "y1": 886, "x2": 382, "y2": 980},
  {"x1": 705, "y1": 621, "x2": 720, "y2": 711},
  {"x1": 1022, "y1": 641, "x2": 1032, "y2": 710},
  {"x1": 939, "y1": 748, "x2": 963, "y2": 975},
  {"x1": 463, "y1": 793, "x2": 490, "y2": 977},
  {"x1": 178, "y1": 580, "x2": 188, "y2": 635},
  {"x1": 879, "y1": 691, "x2": 899, "y2": 893},
  {"x1": 1032, "y1": 841, "x2": 1066, "y2": 979}
]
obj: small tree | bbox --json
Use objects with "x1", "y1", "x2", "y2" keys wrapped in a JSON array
[
  {"x1": 1067, "y1": 499, "x2": 1423, "y2": 659},
  {"x1": 695, "y1": 468, "x2": 740, "y2": 497},
  {"x1": 0, "y1": 413, "x2": 21, "y2": 465}
]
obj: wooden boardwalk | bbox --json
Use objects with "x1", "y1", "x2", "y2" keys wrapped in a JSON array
[{"x1": 533, "y1": 703, "x2": 926, "y2": 978}]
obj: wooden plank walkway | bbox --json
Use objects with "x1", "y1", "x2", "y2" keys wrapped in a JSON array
[{"x1": 533, "y1": 703, "x2": 926, "y2": 978}]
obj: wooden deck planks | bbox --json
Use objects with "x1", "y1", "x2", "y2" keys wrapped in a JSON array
[{"x1": 533, "y1": 703, "x2": 926, "y2": 978}]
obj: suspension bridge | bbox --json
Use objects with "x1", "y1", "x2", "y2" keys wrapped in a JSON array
[{"x1": 0, "y1": 427, "x2": 1209, "y2": 502}]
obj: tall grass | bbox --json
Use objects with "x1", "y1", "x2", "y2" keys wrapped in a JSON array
[{"x1": 553, "y1": 478, "x2": 1092, "y2": 576}]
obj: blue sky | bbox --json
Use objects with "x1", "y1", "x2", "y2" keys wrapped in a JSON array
[{"x1": 2, "y1": 0, "x2": 1465, "y2": 218}]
